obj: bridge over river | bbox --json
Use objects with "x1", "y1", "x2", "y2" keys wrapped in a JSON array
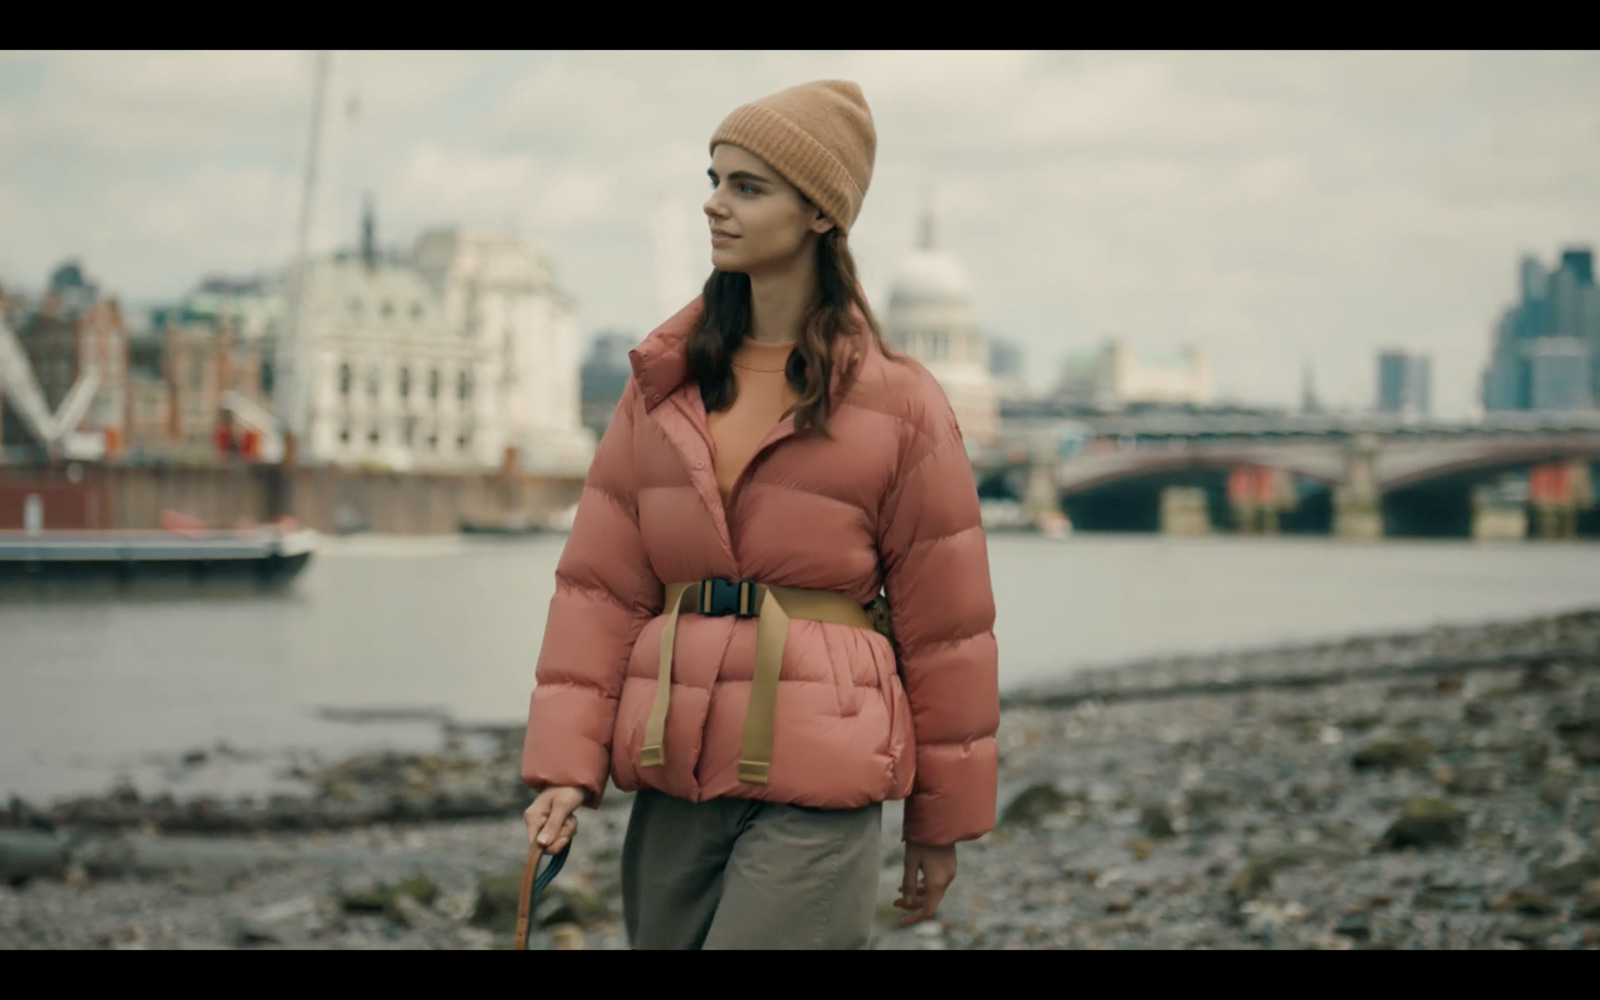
[{"x1": 977, "y1": 408, "x2": 1600, "y2": 539}]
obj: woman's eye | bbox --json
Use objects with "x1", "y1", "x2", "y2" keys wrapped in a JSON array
[{"x1": 740, "y1": 183, "x2": 757, "y2": 195}]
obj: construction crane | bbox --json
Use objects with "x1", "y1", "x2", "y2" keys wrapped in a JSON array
[
  {"x1": 269, "y1": 48, "x2": 331, "y2": 465},
  {"x1": 0, "y1": 313, "x2": 104, "y2": 459}
]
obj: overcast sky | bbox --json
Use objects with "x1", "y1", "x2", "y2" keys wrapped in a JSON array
[{"x1": 2, "y1": 50, "x2": 1597, "y2": 417}]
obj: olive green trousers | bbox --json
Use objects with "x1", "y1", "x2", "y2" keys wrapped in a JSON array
[{"x1": 620, "y1": 788, "x2": 883, "y2": 949}]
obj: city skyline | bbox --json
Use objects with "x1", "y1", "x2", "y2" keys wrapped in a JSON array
[{"x1": 3, "y1": 51, "x2": 1598, "y2": 418}]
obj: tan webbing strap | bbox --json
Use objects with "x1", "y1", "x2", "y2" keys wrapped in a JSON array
[
  {"x1": 737, "y1": 587, "x2": 789, "y2": 784},
  {"x1": 646, "y1": 580, "x2": 879, "y2": 784},
  {"x1": 738, "y1": 585, "x2": 874, "y2": 785},
  {"x1": 641, "y1": 581, "x2": 697, "y2": 769},
  {"x1": 761, "y1": 585, "x2": 875, "y2": 630}
]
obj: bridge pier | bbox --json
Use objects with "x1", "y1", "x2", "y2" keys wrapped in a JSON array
[
  {"x1": 1530, "y1": 504, "x2": 1575, "y2": 540},
  {"x1": 1471, "y1": 487, "x2": 1527, "y2": 540},
  {"x1": 1021, "y1": 450, "x2": 1061, "y2": 529},
  {"x1": 1528, "y1": 458, "x2": 1590, "y2": 541},
  {"x1": 1160, "y1": 486, "x2": 1211, "y2": 536},
  {"x1": 1228, "y1": 466, "x2": 1293, "y2": 535},
  {"x1": 1230, "y1": 503, "x2": 1278, "y2": 534},
  {"x1": 1333, "y1": 491, "x2": 1381, "y2": 540},
  {"x1": 1333, "y1": 433, "x2": 1382, "y2": 540}
]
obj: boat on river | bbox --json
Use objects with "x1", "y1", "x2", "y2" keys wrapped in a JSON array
[{"x1": 0, "y1": 512, "x2": 316, "y2": 592}]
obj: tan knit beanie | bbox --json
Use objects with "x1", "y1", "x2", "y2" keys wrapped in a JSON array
[{"x1": 709, "y1": 80, "x2": 875, "y2": 235}]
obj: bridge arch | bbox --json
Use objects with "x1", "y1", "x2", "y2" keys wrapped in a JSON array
[
  {"x1": 1059, "y1": 452, "x2": 1341, "y2": 497},
  {"x1": 1379, "y1": 442, "x2": 1600, "y2": 493},
  {"x1": 1055, "y1": 452, "x2": 1343, "y2": 534}
]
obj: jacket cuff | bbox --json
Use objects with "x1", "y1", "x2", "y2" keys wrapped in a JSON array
[{"x1": 900, "y1": 737, "x2": 998, "y2": 844}]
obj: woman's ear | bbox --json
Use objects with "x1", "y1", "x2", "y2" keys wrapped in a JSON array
[{"x1": 811, "y1": 211, "x2": 836, "y2": 236}]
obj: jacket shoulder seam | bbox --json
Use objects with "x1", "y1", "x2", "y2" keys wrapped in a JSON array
[
  {"x1": 583, "y1": 480, "x2": 636, "y2": 520},
  {"x1": 901, "y1": 627, "x2": 993, "y2": 657},
  {"x1": 902, "y1": 520, "x2": 982, "y2": 552},
  {"x1": 554, "y1": 570, "x2": 653, "y2": 616}
]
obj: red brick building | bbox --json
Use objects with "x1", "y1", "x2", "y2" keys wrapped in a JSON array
[
  {"x1": 2, "y1": 262, "x2": 130, "y2": 456},
  {"x1": 124, "y1": 313, "x2": 269, "y2": 461}
]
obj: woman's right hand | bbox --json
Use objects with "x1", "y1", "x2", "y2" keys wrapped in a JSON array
[{"x1": 523, "y1": 786, "x2": 586, "y2": 855}]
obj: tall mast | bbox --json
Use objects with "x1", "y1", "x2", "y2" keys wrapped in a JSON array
[{"x1": 277, "y1": 49, "x2": 330, "y2": 457}]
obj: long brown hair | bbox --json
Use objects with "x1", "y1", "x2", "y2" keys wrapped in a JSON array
[{"x1": 688, "y1": 225, "x2": 901, "y2": 437}]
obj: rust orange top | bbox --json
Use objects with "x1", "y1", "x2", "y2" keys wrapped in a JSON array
[
  {"x1": 519, "y1": 298, "x2": 999, "y2": 847},
  {"x1": 707, "y1": 337, "x2": 801, "y2": 500}
]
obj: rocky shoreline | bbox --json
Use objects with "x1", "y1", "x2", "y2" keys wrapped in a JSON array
[{"x1": 4, "y1": 606, "x2": 1599, "y2": 949}]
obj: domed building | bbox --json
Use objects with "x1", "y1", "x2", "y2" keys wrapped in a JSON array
[{"x1": 884, "y1": 212, "x2": 998, "y2": 452}]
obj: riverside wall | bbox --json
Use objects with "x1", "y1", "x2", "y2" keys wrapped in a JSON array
[{"x1": 0, "y1": 461, "x2": 585, "y2": 536}]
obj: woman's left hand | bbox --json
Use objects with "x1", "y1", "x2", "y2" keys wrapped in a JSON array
[{"x1": 894, "y1": 842, "x2": 957, "y2": 927}]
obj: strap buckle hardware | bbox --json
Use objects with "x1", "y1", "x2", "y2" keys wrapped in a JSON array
[{"x1": 699, "y1": 577, "x2": 758, "y2": 617}]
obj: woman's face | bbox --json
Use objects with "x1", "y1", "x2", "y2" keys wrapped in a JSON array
[{"x1": 704, "y1": 143, "x2": 833, "y2": 276}]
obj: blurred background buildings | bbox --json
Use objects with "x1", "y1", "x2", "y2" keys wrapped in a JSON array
[{"x1": 1482, "y1": 248, "x2": 1600, "y2": 415}]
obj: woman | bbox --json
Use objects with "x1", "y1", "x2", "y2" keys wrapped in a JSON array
[{"x1": 520, "y1": 79, "x2": 999, "y2": 950}]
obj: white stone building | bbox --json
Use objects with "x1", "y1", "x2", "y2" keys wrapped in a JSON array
[
  {"x1": 883, "y1": 213, "x2": 999, "y2": 451},
  {"x1": 413, "y1": 228, "x2": 595, "y2": 476},
  {"x1": 293, "y1": 254, "x2": 479, "y2": 472},
  {"x1": 1058, "y1": 339, "x2": 1213, "y2": 408},
  {"x1": 269, "y1": 212, "x2": 594, "y2": 475}
]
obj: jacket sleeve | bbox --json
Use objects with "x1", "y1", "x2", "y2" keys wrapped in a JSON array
[
  {"x1": 521, "y1": 378, "x2": 661, "y2": 809},
  {"x1": 877, "y1": 396, "x2": 1000, "y2": 846}
]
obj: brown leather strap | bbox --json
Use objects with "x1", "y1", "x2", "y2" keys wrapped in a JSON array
[{"x1": 512, "y1": 840, "x2": 541, "y2": 950}]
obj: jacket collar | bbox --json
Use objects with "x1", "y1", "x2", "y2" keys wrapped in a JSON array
[
  {"x1": 628, "y1": 296, "x2": 879, "y2": 414},
  {"x1": 628, "y1": 298, "x2": 701, "y2": 411}
]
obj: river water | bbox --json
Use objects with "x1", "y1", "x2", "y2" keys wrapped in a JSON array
[{"x1": 3, "y1": 532, "x2": 1597, "y2": 804}]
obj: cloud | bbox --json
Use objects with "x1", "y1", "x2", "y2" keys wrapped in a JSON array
[{"x1": 2, "y1": 50, "x2": 1598, "y2": 417}]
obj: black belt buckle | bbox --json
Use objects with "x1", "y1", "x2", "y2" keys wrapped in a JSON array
[{"x1": 700, "y1": 577, "x2": 756, "y2": 617}]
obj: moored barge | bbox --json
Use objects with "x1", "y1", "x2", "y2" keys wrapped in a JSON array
[{"x1": 0, "y1": 517, "x2": 316, "y2": 592}]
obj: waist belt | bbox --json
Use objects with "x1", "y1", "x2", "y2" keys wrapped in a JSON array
[{"x1": 641, "y1": 578, "x2": 891, "y2": 785}]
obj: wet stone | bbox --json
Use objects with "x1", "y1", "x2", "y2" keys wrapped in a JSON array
[
  {"x1": 1534, "y1": 854, "x2": 1600, "y2": 895},
  {"x1": 340, "y1": 874, "x2": 439, "y2": 916},
  {"x1": 999, "y1": 782, "x2": 1071, "y2": 828},
  {"x1": 1139, "y1": 803, "x2": 1176, "y2": 839},
  {"x1": 1489, "y1": 888, "x2": 1557, "y2": 916},
  {"x1": 1228, "y1": 845, "x2": 1341, "y2": 901},
  {"x1": 1443, "y1": 762, "x2": 1506, "y2": 797},
  {"x1": 1351, "y1": 737, "x2": 1435, "y2": 772},
  {"x1": 229, "y1": 920, "x2": 282, "y2": 947},
  {"x1": 535, "y1": 885, "x2": 610, "y2": 929},
  {"x1": 1461, "y1": 702, "x2": 1496, "y2": 726},
  {"x1": 1574, "y1": 881, "x2": 1600, "y2": 921},
  {"x1": 1334, "y1": 912, "x2": 1371, "y2": 941},
  {"x1": 1502, "y1": 918, "x2": 1563, "y2": 949},
  {"x1": 1376, "y1": 799, "x2": 1466, "y2": 852},
  {"x1": 470, "y1": 872, "x2": 523, "y2": 934},
  {"x1": 1539, "y1": 774, "x2": 1576, "y2": 807}
]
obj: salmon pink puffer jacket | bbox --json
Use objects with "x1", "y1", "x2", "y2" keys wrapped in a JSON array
[{"x1": 520, "y1": 298, "x2": 999, "y2": 846}]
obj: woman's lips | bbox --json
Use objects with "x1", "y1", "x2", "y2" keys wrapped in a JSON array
[{"x1": 711, "y1": 230, "x2": 738, "y2": 246}]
